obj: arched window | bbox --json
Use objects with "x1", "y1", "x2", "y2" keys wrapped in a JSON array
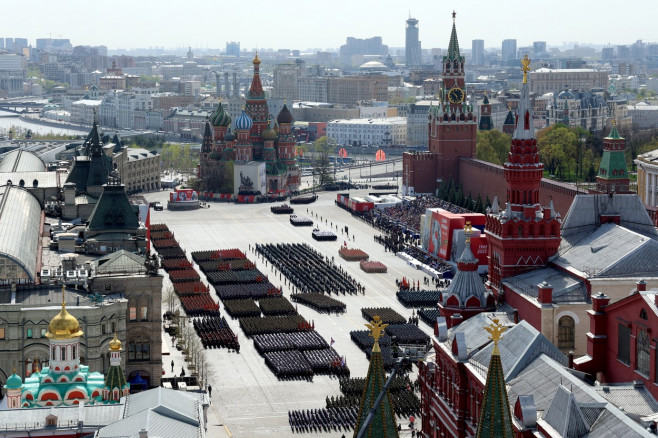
[
  {"x1": 637, "y1": 329, "x2": 650, "y2": 376},
  {"x1": 557, "y1": 316, "x2": 575, "y2": 351},
  {"x1": 640, "y1": 309, "x2": 648, "y2": 320},
  {"x1": 61, "y1": 346, "x2": 66, "y2": 361}
]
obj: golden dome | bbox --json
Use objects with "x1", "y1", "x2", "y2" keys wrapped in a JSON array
[
  {"x1": 109, "y1": 332, "x2": 122, "y2": 351},
  {"x1": 253, "y1": 52, "x2": 261, "y2": 65},
  {"x1": 46, "y1": 294, "x2": 83, "y2": 340}
]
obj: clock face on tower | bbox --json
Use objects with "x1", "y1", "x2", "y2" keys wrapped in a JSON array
[{"x1": 448, "y1": 87, "x2": 464, "y2": 104}]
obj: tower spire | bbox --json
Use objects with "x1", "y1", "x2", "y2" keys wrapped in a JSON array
[
  {"x1": 352, "y1": 316, "x2": 399, "y2": 437},
  {"x1": 475, "y1": 319, "x2": 514, "y2": 437},
  {"x1": 447, "y1": 11, "x2": 461, "y2": 60}
]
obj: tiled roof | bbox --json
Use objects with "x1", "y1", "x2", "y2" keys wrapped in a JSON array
[
  {"x1": 470, "y1": 321, "x2": 568, "y2": 380},
  {"x1": 443, "y1": 312, "x2": 517, "y2": 358},
  {"x1": 554, "y1": 223, "x2": 658, "y2": 278},
  {"x1": 594, "y1": 384, "x2": 658, "y2": 416},
  {"x1": 561, "y1": 194, "x2": 657, "y2": 239},
  {"x1": 96, "y1": 408, "x2": 202, "y2": 438},
  {"x1": 503, "y1": 267, "x2": 587, "y2": 304},
  {"x1": 507, "y1": 356, "x2": 651, "y2": 437},
  {"x1": 86, "y1": 185, "x2": 140, "y2": 233},
  {"x1": 94, "y1": 250, "x2": 146, "y2": 276}
]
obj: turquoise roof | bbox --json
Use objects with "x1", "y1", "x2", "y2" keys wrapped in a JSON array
[
  {"x1": 5, "y1": 373, "x2": 22, "y2": 390},
  {"x1": 234, "y1": 110, "x2": 253, "y2": 131}
]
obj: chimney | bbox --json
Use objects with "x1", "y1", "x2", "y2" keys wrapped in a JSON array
[
  {"x1": 568, "y1": 351, "x2": 574, "y2": 368},
  {"x1": 537, "y1": 281, "x2": 553, "y2": 305},
  {"x1": 139, "y1": 430, "x2": 148, "y2": 438},
  {"x1": 513, "y1": 308, "x2": 519, "y2": 324},
  {"x1": 450, "y1": 313, "x2": 464, "y2": 328},
  {"x1": 592, "y1": 292, "x2": 610, "y2": 312},
  {"x1": 637, "y1": 280, "x2": 647, "y2": 292},
  {"x1": 224, "y1": 72, "x2": 229, "y2": 97}
]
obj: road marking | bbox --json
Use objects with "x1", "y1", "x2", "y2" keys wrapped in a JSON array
[{"x1": 223, "y1": 425, "x2": 233, "y2": 437}]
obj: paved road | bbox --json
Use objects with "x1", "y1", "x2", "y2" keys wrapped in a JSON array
[{"x1": 146, "y1": 188, "x2": 435, "y2": 437}]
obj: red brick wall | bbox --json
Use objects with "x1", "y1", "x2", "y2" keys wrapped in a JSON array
[{"x1": 459, "y1": 158, "x2": 585, "y2": 217}]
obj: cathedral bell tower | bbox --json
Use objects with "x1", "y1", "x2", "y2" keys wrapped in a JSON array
[
  {"x1": 485, "y1": 55, "x2": 561, "y2": 296},
  {"x1": 428, "y1": 11, "x2": 477, "y2": 186}
]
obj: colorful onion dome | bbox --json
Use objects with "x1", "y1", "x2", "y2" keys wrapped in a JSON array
[
  {"x1": 46, "y1": 295, "x2": 83, "y2": 340},
  {"x1": 253, "y1": 52, "x2": 261, "y2": 65},
  {"x1": 224, "y1": 128, "x2": 236, "y2": 142},
  {"x1": 262, "y1": 124, "x2": 277, "y2": 141},
  {"x1": 277, "y1": 103, "x2": 293, "y2": 124},
  {"x1": 234, "y1": 109, "x2": 253, "y2": 131},
  {"x1": 109, "y1": 332, "x2": 122, "y2": 351},
  {"x1": 208, "y1": 150, "x2": 221, "y2": 160},
  {"x1": 5, "y1": 372, "x2": 22, "y2": 390},
  {"x1": 210, "y1": 101, "x2": 231, "y2": 127}
]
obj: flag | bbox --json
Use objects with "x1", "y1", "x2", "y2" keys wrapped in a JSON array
[{"x1": 330, "y1": 337, "x2": 335, "y2": 347}]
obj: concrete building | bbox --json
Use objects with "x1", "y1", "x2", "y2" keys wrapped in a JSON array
[
  {"x1": 528, "y1": 68, "x2": 609, "y2": 94},
  {"x1": 0, "y1": 286, "x2": 127, "y2": 390},
  {"x1": 628, "y1": 103, "x2": 658, "y2": 130},
  {"x1": 293, "y1": 102, "x2": 359, "y2": 123},
  {"x1": 89, "y1": 251, "x2": 163, "y2": 388},
  {"x1": 326, "y1": 75, "x2": 389, "y2": 105},
  {"x1": 501, "y1": 39, "x2": 517, "y2": 63},
  {"x1": 113, "y1": 147, "x2": 161, "y2": 193},
  {"x1": 405, "y1": 17, "x2": 421, "y2": 67},
  {"x1": 471, "y1": 39, "x2": 484, "y2": 66},
  {"x1": 406, "y1": 100, "x2": 439, "y2": 148},
  {"x1": 298, "y1": 76, "x2": 329, "y2": 103},
  {"x1": 326, "y1": 117, "x2": 406, "y2": 147},
  {"x1": 70, "y1": 100, "x2": 102, "y2": 125},
  {"x1": 273, "y1": 61, "x2": 304, "y2": 101},
  {"x1": 635, "y1": 148, "x2": 658, "y2": 209}
]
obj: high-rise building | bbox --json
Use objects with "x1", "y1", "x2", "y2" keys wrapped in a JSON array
[
  {"x1": 0, "y1": 38, "x2": 4, "y2": 49},
  {"x1": 226, "y1": 41, "x2": 240, "y2": 57},
  {"x1": 601, "y1": 47, "x2": 615, "y2": 60},
  {"x1": 405, "y1": 17, "x2": 422, "y2": 67},
  {"x1": 502, "y1": 39, "x2": 517, "y2": 63},
  {"x1": 533, "y1": 41, "x2": 547, "y2": 55},
  {"x1": 273, "y1": 60, "x2": 304, "y2": 101},
  {"x1": 472, "y1": 39, "x2": 484, "y2": 65}
]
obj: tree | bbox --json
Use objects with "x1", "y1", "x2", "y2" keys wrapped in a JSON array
[
  {"x1": 476, "y1": 130, "x2": 511, "y2": 165},
  {"x1": 537, "y1": 124, "x2": 578, "y2": 179},
  {"x1": 312, "y1": 136, "x2": 335, "y2": 186}
]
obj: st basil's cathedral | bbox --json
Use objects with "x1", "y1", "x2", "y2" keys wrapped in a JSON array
[{"x1": 198, "y1": 53, "x2": 301, "y2": 194}]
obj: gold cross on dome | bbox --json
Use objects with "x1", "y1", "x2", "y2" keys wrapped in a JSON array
[{"x1": 452, "y1": 10, "x2": 456, "y2": 20}]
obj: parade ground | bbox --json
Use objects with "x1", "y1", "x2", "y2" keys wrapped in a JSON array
[{"x1": 145, "y1": 186, "x2": 434, "y2": 437}]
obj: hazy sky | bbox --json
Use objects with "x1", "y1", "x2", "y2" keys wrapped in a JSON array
[{"x1": 8, "y1": 0, "x2": 658, "y2": 52}]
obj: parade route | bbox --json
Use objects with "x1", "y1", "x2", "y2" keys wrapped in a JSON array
[{"x1": 146, "y1": 188, "x2": 435, "y2": 437}]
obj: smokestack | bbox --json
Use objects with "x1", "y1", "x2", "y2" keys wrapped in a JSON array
[
  {"x1": 224, "y1": 72, "x2": 229, "y2": 97},
  {"x1": 233, "y1": 72, "x2": 238, "y2": 99}
]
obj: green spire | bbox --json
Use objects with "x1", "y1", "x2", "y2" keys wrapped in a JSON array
[
  {"x1": 607, "y1": 121, "x2": 622, "y2": 140},
  {"x1": 446, "y1": 11, "x2": 463, "y2": 61},
  {"x1": 476, "y1": 319, "x2": 514, "y2": 438},
  {"x1": 353, "y1": 317, "x2": 399, "y2": 438}
]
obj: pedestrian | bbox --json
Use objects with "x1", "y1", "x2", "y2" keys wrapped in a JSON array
[
  {"x1": 181, "y1": 367, "x2": 186, "y2": 377},
  {"x1": 170, "y1": 360, "x2": 174, "y2": 373},
  {"x1": 208, "y1": 385, "x2": 212, "y2": 397}
]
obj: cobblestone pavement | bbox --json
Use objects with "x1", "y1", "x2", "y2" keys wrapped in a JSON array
[{"x1": 146, "y1": 186, "x2": 432, "y2": 437}]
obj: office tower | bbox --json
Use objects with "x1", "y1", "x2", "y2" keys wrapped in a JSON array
[
  {"x1": 406, "y1": 17, "x2": 421, "y2": 67},
  {"x1": 472, "y1": 39, "x2": 484, "y2": 65},
  {"x1": 226, "y1": 41, "x2": 240, "y2": 57},
  {"x1": 533, "y1": 41, "x2": 546, "y2": 55},
  {"x1": 502, "y1": 39, "x2": 517, "y2": 63}
]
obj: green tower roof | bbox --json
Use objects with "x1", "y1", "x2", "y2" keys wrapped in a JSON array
[
  {"x1": 476, "y1": 319, "x2": 515, "y2": 438},
  {"x1": 606, "y1": 123, "x2": 622, "y2": 140},
  {"x1": 353, "y1": 316, "x2": 399, "y2": 438},
  {"x1": 444, "y1": 11, "x2": 464, "y2": 62}
]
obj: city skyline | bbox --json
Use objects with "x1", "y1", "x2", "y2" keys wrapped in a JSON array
[{"x1": 5, "y1": 0, "x2": 657, "y2": 53}]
